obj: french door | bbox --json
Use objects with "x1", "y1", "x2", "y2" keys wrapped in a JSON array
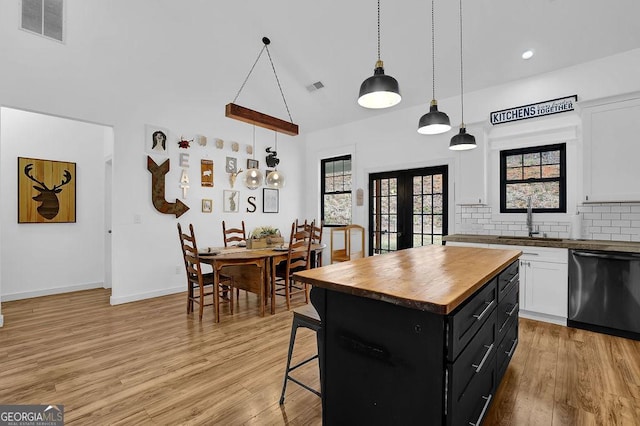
[{"x1": 369, "y1": 165, "x2": 448, "y2": 255}]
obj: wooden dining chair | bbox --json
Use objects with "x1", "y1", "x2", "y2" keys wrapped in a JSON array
[
  {"x1": 295, "y1": 219, "x2": 310, "y2": 233},
  {"x1": 311, "y1": 220, "x2": 324, "y2": 267},
  {"x1": 222, "y1": 220, "x2": 246, "y2": 246},
  {"x1": 273, "y1": 221, "x2": 314, "y2": 310},
  {"x1": 177, "y1": 223, "x2": 233, "y2": 321}
]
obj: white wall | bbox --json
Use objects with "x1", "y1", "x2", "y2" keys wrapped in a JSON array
[{"x1": 0, "y1": 108, "x2": 107, "y2": 300}]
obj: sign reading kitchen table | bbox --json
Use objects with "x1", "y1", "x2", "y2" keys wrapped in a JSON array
[{"x1": 490, "y1": 95, "x2": 577, "y2": 125}]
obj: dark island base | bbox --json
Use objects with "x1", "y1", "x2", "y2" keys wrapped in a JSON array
[{"x1": 311, "y1": 259, "x2": 519, "y2": 426}]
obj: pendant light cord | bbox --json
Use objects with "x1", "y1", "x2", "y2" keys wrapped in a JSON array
[
  {"x1": 431, "y1": 0, "x2": 435, "y2": 100},
  {"x1": 377, "y1": 0, "x2": 381, "y2": 61},
  {"x1": 459, "y1": 0, "x2": 465, "y2": 126},
  {"x1": 232, "y1": 38, "x2": 294, "y2": 124}
]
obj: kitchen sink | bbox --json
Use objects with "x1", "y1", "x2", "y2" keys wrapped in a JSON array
[{"x1": 496, "y1": 235, "x2": 564, "y2": 242}]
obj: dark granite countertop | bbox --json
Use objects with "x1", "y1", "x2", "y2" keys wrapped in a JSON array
[{"x1": 443, "y1": 234, "x2": 640, "y2": 254}]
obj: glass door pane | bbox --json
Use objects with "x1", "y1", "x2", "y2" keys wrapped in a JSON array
[{"x1": 371, "y1": 177, "x2": 398, "y2": 254}]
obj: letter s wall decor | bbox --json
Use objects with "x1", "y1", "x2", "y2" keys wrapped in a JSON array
[{"x1": 18, "y1": 157, "x2": 76, "y2": 223}]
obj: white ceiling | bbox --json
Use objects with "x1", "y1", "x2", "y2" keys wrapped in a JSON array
[{"x1": 79, "y1": 0, "x2": 640, "y2": 133}]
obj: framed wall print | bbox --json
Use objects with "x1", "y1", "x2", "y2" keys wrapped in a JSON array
[
  {"x1": 223, "y1": 190, "x2": 240, "y2": 212},
  {"x1": 145, "y1": 124, "x2": 170, "y2": 157},
  {"x1": 18, "y1": 157, "x2": 76, "y2": 223},
  {"x1": 247, "y1": 159, "x2": 259, "y2": 169},
  {"x1": 202, "y1": 199, "x2": 212, "y2": 213},
  {"x1": 263, "y1": 188, "x2": 279, "y2": 213}
]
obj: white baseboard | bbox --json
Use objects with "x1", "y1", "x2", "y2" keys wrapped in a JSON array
[
  {"x1": 519, "y1": 310, "x2": 567, "y2": 326},
  {"x1": 109, "y1": 286, "x2": 183, "y2": 305},
  {"x1": 0, "y1": 314, "x2": 4, "y2": 327},
  {"x1": 0, "y1": 282, "x2": 104, "y2": 302}
]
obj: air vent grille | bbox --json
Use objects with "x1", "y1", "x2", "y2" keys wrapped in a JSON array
[
  {"x1": 306, "y1": 81, "x2": 325, "y2": 92},
  {"x1": 22, "y1": 0, "x2": 64, "y2": 42}
]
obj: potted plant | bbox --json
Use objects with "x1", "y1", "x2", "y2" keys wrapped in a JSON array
[{"x1": 248, "y1": 226, "x2": 283, "y2": 248}]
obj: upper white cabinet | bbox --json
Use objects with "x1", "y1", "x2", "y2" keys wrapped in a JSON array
[
  {"x1": 582, "y1": 93, "x2": 640, "y2": 202},
  {"x1": 455, "y1": 124, "x2": 486, "y2": 205}
]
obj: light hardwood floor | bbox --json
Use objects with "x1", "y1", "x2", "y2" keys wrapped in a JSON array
[{"x1": 1, "y1": 289, "x2": 639, "y2": 425}]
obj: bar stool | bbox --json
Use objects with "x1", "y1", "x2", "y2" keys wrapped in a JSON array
[{"x1": 279, "y1": 303, "x2": 322, "y2": 404}]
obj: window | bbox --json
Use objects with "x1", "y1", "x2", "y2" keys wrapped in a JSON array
[
  {"x1": 321, "y1": 155, "x2": 352, "y2": 226},
  {"x1": 500, "y1": 143, "x2": 566, "y2": 213},
  {"x1": 22, "y1": 0, "x2": 64, "y2": 42}
]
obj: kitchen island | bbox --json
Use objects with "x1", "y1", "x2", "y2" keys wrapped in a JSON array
[{"x1": 293, "y1": 245, "x2": 521, "y2": 425}]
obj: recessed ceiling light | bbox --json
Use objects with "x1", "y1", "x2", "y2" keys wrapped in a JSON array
[{"x1": 522, "y1": 50, "x2": 534, "y2": 60}]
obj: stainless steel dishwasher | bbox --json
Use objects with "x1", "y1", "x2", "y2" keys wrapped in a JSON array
[{"x1": 568, "y1": 249, "x2": 640, "y2": 340}]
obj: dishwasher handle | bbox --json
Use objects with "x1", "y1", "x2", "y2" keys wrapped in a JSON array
[{"x1": 572, "y1": 250, "x2": 640, "y2": 262}]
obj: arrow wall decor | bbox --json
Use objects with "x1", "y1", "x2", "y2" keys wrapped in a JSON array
[{"x1": 147, "y1": 156, "x2": 190, "y2": 218}]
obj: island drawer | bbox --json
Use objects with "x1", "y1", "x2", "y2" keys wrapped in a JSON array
[
  {"x1": 447, "y1": 352, "x2": 497, "y2": 426},
  {"x1": 447, "y1": 310, "x2": 496, "y2": 409},
  {"x1": 497, "y1": 283, "x2": 519, "y2": 341},
  {"x1": 497, "y1": 320, "x2": 518, "y2": 382},
  {"x1": 447, "y1": 278, "x2": 498, "y2": 362},
  {"x1": 498, "y1": 260, "x2": 519, "y2": 301}
]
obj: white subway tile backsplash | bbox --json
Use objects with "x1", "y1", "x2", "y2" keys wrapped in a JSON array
[
  {"x1": 611, "y1": 205, "x2": 631, "y2": 213},
  {"x1": 457, "y1": 203, "x2": 640, "y2": 240},
  {"x1": 603, "y1": 213, "x2": 621, "y2": 220}
]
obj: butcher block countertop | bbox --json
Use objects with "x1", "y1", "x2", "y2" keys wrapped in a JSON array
[
  {"x1": 293, "y1": 245, "x2": 521, "y2": 315},
  {"x1": 443, "y1": 233, "x2": 640, "y2": 253}
]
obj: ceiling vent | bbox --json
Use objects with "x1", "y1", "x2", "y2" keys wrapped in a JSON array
[
  {"x1": 21, "y1": 0, "x2": 64, "y2": 43},
  {"x1": 306, "y1": 81, "x2": 325, "y2": 92}
]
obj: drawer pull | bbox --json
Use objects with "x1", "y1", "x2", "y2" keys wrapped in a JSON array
[
  {"x1": 522, "y1": 252, "x2": 540, "y2": 256},
  {"x1": 508, "y1": 273, "x2": 519, "y2": 286},
  {"x1": 472, "y1": 343, "x2": 494, "y2": 373},
  {"x1": 506, "y1": 302, "x2": 519, "y2": 317},
  {"x1": 506, "y1": 337, "x2": 518, "y2": 358},
  {"x1": 469, "y1": 394, "x2": 493, "y2": 426},
  {"x1": 472, "y1": 300, "x2": 495, "y2": 322}
]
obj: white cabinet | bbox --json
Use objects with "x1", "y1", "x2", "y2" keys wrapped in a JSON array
[
  {"x1": 582, "y1": 93, "x2": 640, "y2": 202},
  {"x1": 489, "y1": 244, "x2": 568, "y2": 325},
  {"x1": 519, "y1": 257, "x2": 568, "y2": 319},
  {"x1": 455, "y1": 124, "x2": 486, "y2": 205}
]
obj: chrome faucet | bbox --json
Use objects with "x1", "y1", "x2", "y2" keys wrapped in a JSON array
[{"x1": 526, "y1": 196, "x2": 539, "y2": 237}]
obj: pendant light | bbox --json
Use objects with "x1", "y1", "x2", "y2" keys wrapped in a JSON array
[
  {"x1": 418, "y1": 0, "x2": 451, "y2": 135},
  {"x1": 449, "y1": 0, "x2": 477, "y2": 151},
  {"x1": 357, "y1": 0, "x2": 401, "y2": 109},
  {"x1": 266, "y1": 132, "x2": 286, "y2": 188},
  {"x1": 244, "y1": 125, "x2": 263, "y2": 189}
]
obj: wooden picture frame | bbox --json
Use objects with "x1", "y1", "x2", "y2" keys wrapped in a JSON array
[
  {"x1": 223, "y1": 190, "x2": 240, "y2": 212},
  {"x1": 263, "y1": 188, "x2": 279, "y2": 213},
  {"x1": 18, "y1": 157, "x2": 76, "y2": 223},
  {"x1": 202, "y1": 199, "x2": 212, "y2": 213},
  {"x1": 201, "y1": 159, "x2": 213, "y2": 187}
]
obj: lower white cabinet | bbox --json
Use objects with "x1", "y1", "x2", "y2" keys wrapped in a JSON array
[{"x1": 519, "y1": 257, "x2": 568, "y2": 318}]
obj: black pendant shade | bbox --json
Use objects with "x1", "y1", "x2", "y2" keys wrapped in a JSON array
[
  {"x1": 449, "y1": 126, "x2": 476, "y2": 150},
  {"x1": 358, "y1": 60, "x2": 401, "y2": 109},
  {"x1": 418, "y1": 100, "x2": 451, "y2": 134}
]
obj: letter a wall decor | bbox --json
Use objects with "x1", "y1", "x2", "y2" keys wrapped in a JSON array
[{"x1": 18, "y1": 157, "x2": 76, "y2": 223}]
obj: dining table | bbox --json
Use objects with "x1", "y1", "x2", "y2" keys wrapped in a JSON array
[{"x1": 199, "y1": 244, "x2": 325, "y2": 321}]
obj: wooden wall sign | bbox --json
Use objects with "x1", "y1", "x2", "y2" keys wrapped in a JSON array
[
  {"x1": 147, "y1": 156, "x2": 189, "y2": 218},
  {"x1": 201, "y1": 159, "x2": 213, "y2": 187},
  {"x1": 18, "y1": 157, "x2": 76, "y2": 223}
]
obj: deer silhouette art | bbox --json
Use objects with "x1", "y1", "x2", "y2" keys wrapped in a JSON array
[{"x1": 24, "y1": 164, "x2": 72, "y2": 220}]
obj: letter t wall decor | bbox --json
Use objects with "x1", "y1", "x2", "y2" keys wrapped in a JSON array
[{"x1": 18, "y1": 157, "x2": 76, "y2": 223}]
